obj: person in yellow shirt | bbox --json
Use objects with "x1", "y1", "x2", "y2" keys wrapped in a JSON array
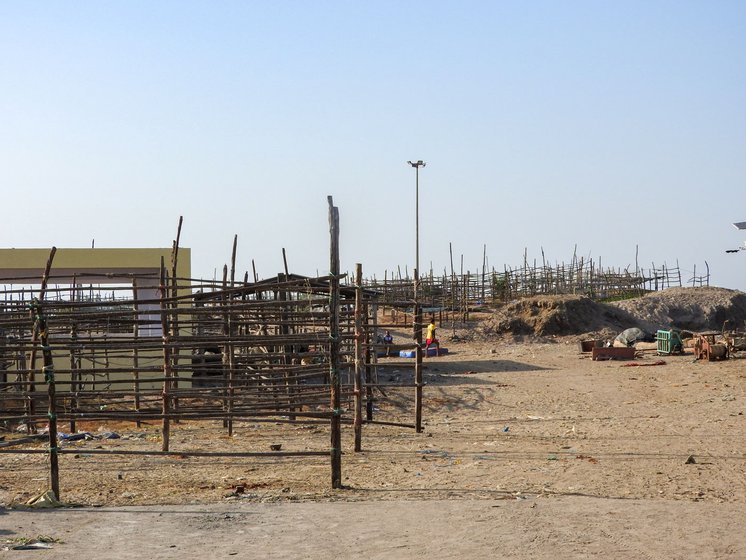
[{"x1": 425, "y1": 318, "x2": 440, "y2": 357}]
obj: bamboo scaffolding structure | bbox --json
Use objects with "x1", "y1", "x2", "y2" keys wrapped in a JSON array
[{"x1": 0, "y1": 219, "x2": 427, "y2": 499}]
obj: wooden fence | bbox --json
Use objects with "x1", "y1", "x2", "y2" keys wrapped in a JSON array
[
  {"x1": 0, "y1": 200, "x2": 424, "y2": 498},
  {"x1": 361, "y1": 253, "x2": 711, "y2": 323}
]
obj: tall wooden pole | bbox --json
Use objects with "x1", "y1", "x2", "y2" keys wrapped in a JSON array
[
  {"x1": 169, "y1": 217, "x2": 183, "y2": 420},
  {"x1": 132, "y1": 279, "x2": 141, "y2": 428},
  {"x1": 158, "y1": 258, "x2": 172, "y2": 452},
  {"x1": 69, "y1": 274, "x2": 78, "y2": 434},
  {"x1": 33, "y1": 248, "x2": 58, "y2": 498},
  {"x1": 328, "y1": 196, "x2": 342, "y2": 488}
]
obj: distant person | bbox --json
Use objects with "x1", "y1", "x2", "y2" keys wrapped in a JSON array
[
  {"x1": 383, "y1": 330, "x2": 393, "y2": 356},
  {"x1": 425, "y1": 319, "x2": 440, "y2": 357}
]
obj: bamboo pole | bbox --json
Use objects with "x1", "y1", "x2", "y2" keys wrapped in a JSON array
[{"x1": 158, "y1": 258, "x2": 172, "y2": 452}]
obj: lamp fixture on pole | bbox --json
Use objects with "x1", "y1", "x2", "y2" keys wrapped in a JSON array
[{"x1": 407, "y1": 160, "x2": 426, "y2": 278}]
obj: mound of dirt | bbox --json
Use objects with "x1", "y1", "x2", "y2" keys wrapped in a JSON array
[
  {"x1": 479, "y1": 295, "x2": 638, "y2": 337},
  {"x1": 610, "y1": 286, "x2": 746, "y2": 333},
  {"x1": 479, "y1": 287, "x2": 746, "y2": 337}
]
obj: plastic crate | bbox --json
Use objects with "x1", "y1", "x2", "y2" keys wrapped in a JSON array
[{"x1": 656, "y1": 329, "x2": 682, "y2": 355}]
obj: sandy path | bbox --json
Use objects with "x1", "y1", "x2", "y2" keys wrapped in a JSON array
[{"x1": 3, "y1": 497, "x2": 744, "y2": 559}]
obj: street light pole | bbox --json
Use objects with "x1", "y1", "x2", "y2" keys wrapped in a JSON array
[
  {"x1": 407, "y1": 160, "x2": 426, "y2": 278},
  {"x1": 407, "y1": 159, "x2": 425, "y2": 433}
]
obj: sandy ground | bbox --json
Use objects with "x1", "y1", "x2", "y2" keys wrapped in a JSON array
[{"x1": 2, "y1": 335, "x2": 745, "y2": 558}]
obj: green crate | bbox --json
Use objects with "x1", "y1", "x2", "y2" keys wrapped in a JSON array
[{"x1": 656, "y1": 329, "x2": 682, "y2": 355}]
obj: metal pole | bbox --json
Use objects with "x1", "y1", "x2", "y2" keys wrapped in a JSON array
[
  {"x1": 407, "y1": 160, "x2": 425, "y2": 433},
  {"x1": 407, "y1": 160, "x2": 426, "y2": 278},
  {"x1": 415, "y1": 164, "x2": 419, "y2": 278}
]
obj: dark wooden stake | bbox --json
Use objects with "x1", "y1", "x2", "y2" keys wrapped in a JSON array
[
  {"x1": 33, "y1": 247, "x2": 59, "y2": 498},
  {"x1": 328, "y1": 196, "x2": 342, "y2": 488},
  {"x1": 158, "y1": 258, "x2": 172, "y2": 452}
]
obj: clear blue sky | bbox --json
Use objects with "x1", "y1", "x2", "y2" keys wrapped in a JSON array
[{"x1": 2, "y1": 1, "x2": 745, "y2": 289}]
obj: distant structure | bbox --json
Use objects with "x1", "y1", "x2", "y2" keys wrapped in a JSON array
[
  {"x1": 726, "y1": 222, "x2": 746, "y2": 253},
  {"x1": 0, "y1": 248, "x2": 191, "y2": 336}
]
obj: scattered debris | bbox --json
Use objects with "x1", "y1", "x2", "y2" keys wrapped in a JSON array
[
  {"x1": 59, "y1": 432, "x2": 93, "y2": 441},
  {"x1": 694, "y1": 332, "x2": 729, "y2": 361},
  {"x1": 615, "y1": 328, "x2": 656, "y2": 347},
  {"x1": 25, "y1": 490, "x2": 63, "y2": 509},
  {"x1": 4, "y1": 536, "x2": 62, "y2": 551},
  {"x1": 621, "y1": 360, "x2": 667, "y2": 367},
  {"x1": 0, "y1": 434, "x2": 47, "y2": 448},
  {"x1": 419, "y1": 449, "x2": 450, "y2": 459},
  {"x1": 592, "y1": 346, "x2": 636, "y2": 361},
  {"x1": 99, "y1": 432, "x2": 121, "y2": 439}
]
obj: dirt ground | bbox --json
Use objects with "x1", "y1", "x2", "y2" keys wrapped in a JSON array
[{"x1": 2, "y1": 295, "x2": 746, "y2": 558}]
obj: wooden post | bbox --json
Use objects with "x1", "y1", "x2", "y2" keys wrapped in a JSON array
[
  {"x1": 481, "y1": 244, "x2": 487, "y2": 304},
  {"x1": 34, "y1": 247, "x2": 58, "y2": 498},
  {"x1": 132, "y1": 279, "x2": 141, "y2": 428},
  {"x1": 68, "y1": 275, "x2": 78, "y2": 434},
  {"x1": 328, "y1": 196, "x2": 342, "y2": 488},
  {"x1": 158, "y1": 258, "x2": 172, "y2": 452},
  {"x1": 449, "y1": 242, "x2": 456, "y2": 336},
  {"x1": 169, "y1": 217, "x2": 184, "y2": 421},
  {"x1": 365, "y1": 301, "x2": 374, "y2": 422},
  {"x1": 282, "y1": 247, "x2": 290, "y2": 277},
  {"x1": 278, "y1": 273, "x2": 295, "y2": 421},
  {"x1": 353, "y1": 263, "x2": 364, "y2": 451},
  {"x1": 221, "y1": 265, "x2": 232, "y2": 431}
]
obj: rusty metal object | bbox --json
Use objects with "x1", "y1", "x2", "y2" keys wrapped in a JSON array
[
  {"x1": 693, "y1": 332, "x2": 729, "y2": 361},
  {"x1": 592, "y1": 346, "x2": 636, "y2": 361},
  {"x1": 721, "y1": 320, "x2": 746, "y2": 353}
]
